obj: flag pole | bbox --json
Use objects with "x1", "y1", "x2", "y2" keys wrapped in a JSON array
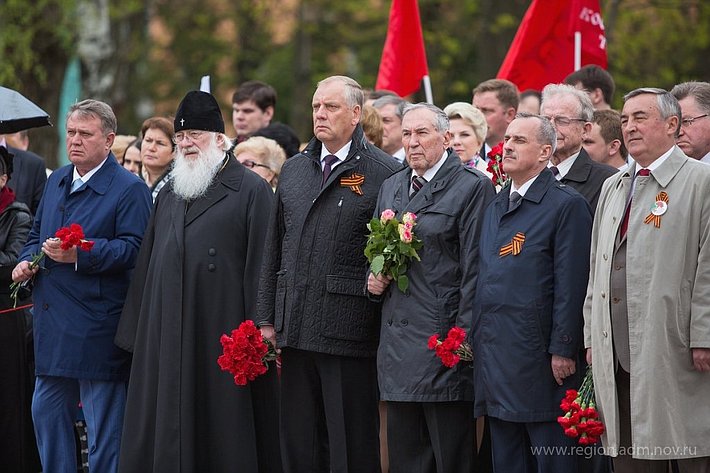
[
  {"x1": 423, "y1": 75, "x2": 433, "y2": 104},
  {"x1": 574, "y1": 32, "x2": 582, "y2": 71}
]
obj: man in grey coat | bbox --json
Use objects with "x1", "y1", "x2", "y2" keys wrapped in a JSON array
[
  {"x1": 585, "y1": 88, "x2": 710, "y2": 472},
  {"x1": 368, "y1": 103, "x2": 495, "y2": 472}
]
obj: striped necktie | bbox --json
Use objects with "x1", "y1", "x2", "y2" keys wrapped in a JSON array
[{"x1": 410, "y1": 175, "x2": 426, "y2": 197}]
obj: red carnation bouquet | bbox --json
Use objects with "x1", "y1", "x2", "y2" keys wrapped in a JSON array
[
  {"x1": 428, "y1": 326, "x2": 473, "y2": 368},
  {"x1": 217, "y1": 320, "x2": 278, "y2": 386},
  {"x1": 557, "y1": 366, "x2": 605, "y2": 445},
  {"x1": 9, "y1": 223, "x2": 95, "y2": 307},
  {"x1": 486, "y1": 142, "x2": 508, "y2": 188}
]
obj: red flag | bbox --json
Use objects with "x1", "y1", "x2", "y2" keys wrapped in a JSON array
[
  {"x1": 376, "y1": 0, "x2": 429, "y2": 97},
  {"x1": 497, "y1": 0, "x2": 607, "y2": 92}
]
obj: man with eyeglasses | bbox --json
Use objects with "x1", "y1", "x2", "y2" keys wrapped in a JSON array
[
  {"x1": 540, "y1": 84, "x2": 617, "y2": 213},
  {"x1": 671, "y1": 81, "x2": 710, "y2": 164},
  {"x1": 585, "y1": 87, "x2": 710, "y2": 472},
  {"x1": 116, "y1": 90, "x2": 281, "y2": 472}
]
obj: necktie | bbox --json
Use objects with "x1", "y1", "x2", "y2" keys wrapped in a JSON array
[
  {"x1": 322, "y1": 155, "x2": 339, "y2": 187},
  {"x1": 70, "y1": 177, "x2": 84, "y2": 194},
  {"x1": 508, "y1": 191, "x2": 522, "y2": 211},
  {"x1": 619, "y1": 168, "x2": 651, "y2": 238},
  {"x1": 550, "y1": 166, "x2": 560, "y2": 179},
  {"x1": 410, "y1": 175, "x2": 427, "y2": 197}
]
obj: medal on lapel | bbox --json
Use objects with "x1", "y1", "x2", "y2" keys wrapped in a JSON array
[
  {"x1": 499, "y1": 232, "x2": 525, "y2": 257},
  {"x1": 643, "y1": 191, "x2": 668, "y2": 228},
  {"x1": 340, "y1": 173, "x2": 365, "y2": 195}
]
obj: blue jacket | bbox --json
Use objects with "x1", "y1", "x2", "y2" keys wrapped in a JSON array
[
  {"x1": 473, "y1": 168, "x2": 592, "y2": 422},
  {"x1": 21, "y1": 155, "x2": 152, "y2": 381}
]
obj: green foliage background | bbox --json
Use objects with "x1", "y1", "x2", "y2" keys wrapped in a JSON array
[{"x1": 1, "y1": 0, "x2": 709, "y2": 167}]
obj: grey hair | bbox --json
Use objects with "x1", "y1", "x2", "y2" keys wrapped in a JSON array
[
  {"x1": 67, "y1": 99, "x2": 117, "y2": 135},
  {"x1": 624, "y1": 87, "x2": 681, "y2": 136},
  {"x1": 402, "y1": 102, "x2": 450, "y2": 133},
  {"x1": 541, "y1": 83, "x2": 594, "y2": 122},
  {"x1": 317, "y1": 75, "x2": 364, "y2": 109},
  {"x1": 670, "y1": 81, "x2": 710, "y2": 114},
  {"x1": 372, "y1": 95, "x2": 407, "y2": 120},
  {"x1": 515, "y1": 112, "x2": 557, "y2": 155}
]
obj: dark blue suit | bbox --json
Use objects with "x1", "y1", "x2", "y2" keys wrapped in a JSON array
[
  {"x1": 473, "y1": 168, "x2": 592, "y2": 473},
  {"x1": 20, "y1": 154, "x2": 151, "y2": 472}
]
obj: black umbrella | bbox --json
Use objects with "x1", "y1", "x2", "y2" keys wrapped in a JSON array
[{"x1": 0, "y1": 86, "x2": 52, "y2": 134}]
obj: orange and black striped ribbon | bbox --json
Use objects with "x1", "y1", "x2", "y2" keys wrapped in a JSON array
[
  {"x1": 340, "y1": 173, "x2": 365, "y2": 195},
  {"x1": 499, "y1": 232, "x2": 525, "y2": 257},
  {"x1": 643, "y1": 191, "x2": 669, "y2": 228}
]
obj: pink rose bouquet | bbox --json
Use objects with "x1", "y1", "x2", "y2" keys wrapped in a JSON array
[{"x1": 365, "y1": 209, "x2": 423, "y2": 292}]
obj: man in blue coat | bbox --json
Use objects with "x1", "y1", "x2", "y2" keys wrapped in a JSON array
[
  {"x1": 473, "y1": 113, "x2": 592, "y2": 472},
  {"x1": 12, "y1": 99, "x2": 152, "y2": 473}
]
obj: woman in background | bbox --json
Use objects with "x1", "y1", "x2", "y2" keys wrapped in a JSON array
[
  {"x1": 234, "y1": 136, "x2": 286, "y2": 191},
  {"x1": 443, "y1": 102, "x2": 492, "y2": 179},
  {"x1": 0, "y1": 148, "x2": 40, "y2": 472},
  {"x1": 111, "y1": 135, "x2": 137, "y2": 166},
  {"x1": 139, "y1": 117, "x2": 174, "y2": 202},
  {"x1": 123, "y1": 138, "x2": 142, "y2": 177}
]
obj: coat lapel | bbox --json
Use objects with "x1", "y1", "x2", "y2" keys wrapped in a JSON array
[
  {"x1": 650, "y1": 146, "x2": 688, "y2": 188},
  {"x1": 561, "y1": 148, "x2": 593, "y2": 185}
]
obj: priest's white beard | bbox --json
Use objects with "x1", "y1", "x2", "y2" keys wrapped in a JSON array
[{"x1": 171, "y1": 135, "x2": 225, "y2": 201}]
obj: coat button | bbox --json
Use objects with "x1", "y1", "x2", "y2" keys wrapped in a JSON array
[
  {"x1": 615, "y1": 265, "x2": 622, "y2": 271},
  {"x1": 387, "y1": 319, "x2": 393, "y2": 326},
  {"x1": 601, "y1": 291, "x2": 606, "y2": 298},
  {"x1": 208, "y1": 248, "x2": 216, "y2": 256},
  {"x1": 603, "y1": 330, "x2": 608, "y2": 338},
  {"x1": 603, "y1": 254, "x2": 608, "y2": 261},
  {"x1": 612, "y1": 297, "x2": 620, "y2": 304},
  {"x1": 561, "y1": 334, "x2": 571, "y2": 343},
  {"x1": 208, "y1": 263, "x2": 216, "y2": 272},
  {"x1": 42, "y1": 303, "x2": 49, "y2": 310},
  {"x1": 401, "y1": 319, "x2": 408, "y2": 326}
]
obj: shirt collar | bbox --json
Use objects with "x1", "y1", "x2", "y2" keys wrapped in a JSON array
[
  {"x1": 0, "y1": 137, "x2": 6, "y2": 149},
  {"x1": 413, "y1": 150, "x2": 448, "y2": 182},
  {"x1": 633, "y1": 145, "x2": 674, "y2": 174},
  {"x1": 393, "y1": 147, "x2": 406, "y2": 163},
  {"x1": 549, "y1": 150, "x2": 580, "y2": 179},
  {"x1": 510, "y1": 172, "x2": 540, "y2": 197},
  {"x1": 320, "y1": 141, "x2": 352, "y2": 163},
  {"x1": 73, "y1": 156, "x2": 109, "y2": 184},
  {"x1": 701, "y1": 151, "x2": 710, "y2": 164}
]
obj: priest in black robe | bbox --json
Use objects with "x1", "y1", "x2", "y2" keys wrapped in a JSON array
[{"x1": 115, "y1": 91, "x2": 281, "y2": 473}]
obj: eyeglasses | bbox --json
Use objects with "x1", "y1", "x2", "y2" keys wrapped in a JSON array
[
  {"x1": 172, "y1": 130, "x2": 207, "y2": 144},
  {"x1": 681, "y1": 114, "x2": 708, "y2": 128},
  {"x1": 241, "y1": 159, "x2": 271, "y2": 171},
  {"x1": 542, "y1": 115, "x2": 587, "y2": 127}
]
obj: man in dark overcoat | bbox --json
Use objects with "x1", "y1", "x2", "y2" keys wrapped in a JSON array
[
  {"x1": 473, "y1": 113, "x2": 592, "y2": 472},
  {"x1": 540, "y1": 83, "x2": 617, "y2": 214},
  {"x1": 115, "y1": 91, "x2": 280, "y2": 473},
  {"x1": 368, "y1": 103, "x2": 495, "y2": 472},
  {"x1": 255, "y1": 75, "x2": 400, "y2": 473}
]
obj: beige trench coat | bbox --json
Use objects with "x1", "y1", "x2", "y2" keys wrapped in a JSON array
[{"x1": 584, "y1": 147, "x2": 710, "y2": 459}]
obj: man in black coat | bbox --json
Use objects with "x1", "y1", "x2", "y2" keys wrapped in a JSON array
[
  {"x1": 256, "y1": 75, "x2": 400, "y2": 473},
  {"x1": 115, "y1": 91, "x2": 280, "y2": 473},
  {"x1": 540, "y1": 84, "x2": 617, "y2": 214}
]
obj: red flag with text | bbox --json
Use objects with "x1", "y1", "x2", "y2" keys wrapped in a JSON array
[
  {"x1": 497, "y1": 0, "x2": 607, "y2": 92},
  {"x1": 376, "y1": 0, "x2": 429, "y2": 97}
]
